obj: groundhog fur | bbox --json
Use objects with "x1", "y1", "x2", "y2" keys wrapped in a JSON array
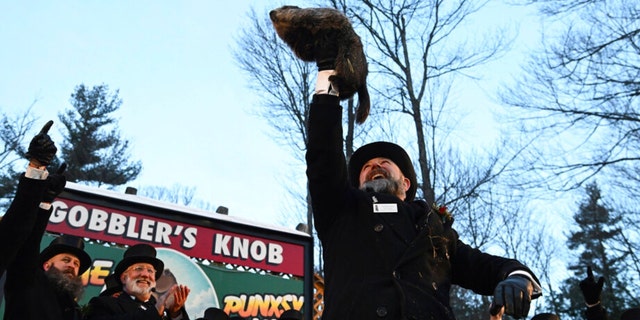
[{"x1": 269, "y1": 5, "x2": 370, "y2": 124}]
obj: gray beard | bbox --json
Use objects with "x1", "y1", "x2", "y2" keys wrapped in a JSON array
[
  {"x1": 361, "y1": 178, "x2": 400, "y2": 195},
  {"x1": 44, "y1": 267, "x2": 85, "y2": 301}
]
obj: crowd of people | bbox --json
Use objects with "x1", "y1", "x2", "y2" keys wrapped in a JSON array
[{"x1": 0, "y1": 121, "x2": 305, "y2": 320}]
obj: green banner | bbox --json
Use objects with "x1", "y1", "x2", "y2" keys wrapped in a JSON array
[{"x1": 1, "y1": 234, "x2": 304, "y2": 320}]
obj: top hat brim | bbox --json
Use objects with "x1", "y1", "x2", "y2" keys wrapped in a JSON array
[
  {"x1": 348, "y1": 141, "x2": 417, "y2": 201},
  {"x1": 39, "y1": 244, "x2": 92, "y2": 275},
  {"x1": 113, "y1": 256, "x2": 164, "y2": 281}
]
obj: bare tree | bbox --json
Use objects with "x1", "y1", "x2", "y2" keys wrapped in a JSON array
[
  {"x1": 499, "y1": 4, "x2": 640, "y2": 313},
  {"x1": 0, "y1": 105, "x2": 37, "y2": 209},
  {"x1": 500, "y1": 1, "x2": 640, "y2": 194},
  {"x1": 334, "y1": 0, "x2": 512, "y2": 205},
  {"x1": 233, "y1": 7, "x2": 377, "y2": 265}
]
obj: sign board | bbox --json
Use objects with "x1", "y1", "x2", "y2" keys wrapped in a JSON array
[{"x1": 0, "y1": 182, "x2": 313, "y2": 320}]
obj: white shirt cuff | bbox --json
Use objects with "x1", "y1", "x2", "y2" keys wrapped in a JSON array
[{"x1": 25, "y1": 166, "x2": 49, "y2": 180}]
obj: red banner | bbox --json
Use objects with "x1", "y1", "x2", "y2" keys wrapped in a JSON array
[{"x1": 46, "y1": 198, "x2": 305, "y2": 276}]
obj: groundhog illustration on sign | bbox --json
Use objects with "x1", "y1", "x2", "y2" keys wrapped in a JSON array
[{"x1": 269, "y1": 5, "x2": 370, "y2": 124}]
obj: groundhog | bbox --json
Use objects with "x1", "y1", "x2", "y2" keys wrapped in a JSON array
[{"x1": 269, "y1": 5, "x2": 370, "y2": 124}]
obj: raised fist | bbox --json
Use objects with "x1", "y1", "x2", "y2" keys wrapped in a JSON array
[{"x1": 26, "y1": 120, "x2": 57, "y2": 166}]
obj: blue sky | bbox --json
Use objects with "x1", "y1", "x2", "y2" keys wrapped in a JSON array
[
  {"x1": 0, "y1": 1, "x2": 542, "y2": 230},
  {"x1": 0, "y1": 1, "x2": 308, "y2": 228}
]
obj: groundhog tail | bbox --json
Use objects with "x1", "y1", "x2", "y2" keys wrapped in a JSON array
[{"x1": 355, "y1": 86, "x2": 370, "y2": 124}]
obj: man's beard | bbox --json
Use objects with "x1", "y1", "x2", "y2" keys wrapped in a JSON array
[
  {"x1": 44, "y1": 267, "x2": 85, "y2": 301},
  {"x1": 361, "y1": 178, "x2": 400, "y2": 196},
  {"x1": 123, "y1": 275, "x2": 156, "y2": 296}
]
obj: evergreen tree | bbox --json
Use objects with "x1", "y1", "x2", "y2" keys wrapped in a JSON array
[
  {"x1": 58, "y1": 84, "x2": 141, "y2": 187},
  {"x1": 558, "y1": 182, "x2": 627, "y2": 319}
]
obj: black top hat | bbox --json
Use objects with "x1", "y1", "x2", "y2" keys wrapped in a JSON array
[
  {"x1": 531, "y1": 313, "x2": 560, "y2": 320},
  {"x1": 196, "y1": 307, "x2": 230, "y2": 320},
  {"x1": 348, "y1": 141, "x2": 417, "y2": 201},
  {"x1": 113, "y1": 244, "x2": 164, "y2": 281},
  {"x1": 99, "y1": 273, "x2": 123, "y2": 297},
  {"x1": 622, "y1": 307, "x2": 640, "y2": 320},
  {"x1": 39, "y1": 234, "x2": 92, "y2": 274},
  {"x1": 279, "y1": 309, "x2": 302, "y2": 320}
]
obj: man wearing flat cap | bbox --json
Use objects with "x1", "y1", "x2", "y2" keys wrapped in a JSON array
[
  {"x1": 84, "y1": 243, "x2": 191, "y2": 320},
  {"x1": 303, "y1": 38, "x2": 542, "y2": 319},
  {"x1": 1, "y1": 120, "x2": 91, "y2": 320}
]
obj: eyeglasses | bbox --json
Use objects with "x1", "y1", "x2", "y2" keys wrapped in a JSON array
[{"x1": 127, "y1": 265, "x2": 156, "y2": 275}]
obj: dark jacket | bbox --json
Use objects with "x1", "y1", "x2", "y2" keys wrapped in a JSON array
[
  {"x1": 0, "y1": 174, "x2": 47, "y2": 275},
  {"x1": 84, "y1": 292, "x2": 190, "y2": 320},
  {"x1": 3, "y1": 175, "x2": 83, "y2": 320},
  {"x1": 306, "y1": 94, "x2": 539, "y2": 320}
]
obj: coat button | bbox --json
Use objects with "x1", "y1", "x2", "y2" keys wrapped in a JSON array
[
  {"x1": 374, "y1": 224, "x2": 384, "y2": 232},
  {"x1": 376, "y1": 306, "x2": 388, "y2": 317},
  {"x1": 432, "y1": 282, "x2": 438, "y2": 290}
]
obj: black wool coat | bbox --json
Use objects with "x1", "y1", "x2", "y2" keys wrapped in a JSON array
[
  {"x1": 306, "y1": 94, "x2": 540, "y2": 320},
  {"x1": 83, "y1": 292, "x2": 190, "y2": 320},
  {"x1": 3, "y1": 175, "x2": 83, "y2": 320}
]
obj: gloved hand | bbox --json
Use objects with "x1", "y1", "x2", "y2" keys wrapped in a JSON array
[
  {"x1": 313, "y1": 30, "x2": 339, "y2": 71},
  {"x1": 580, "y1": 266, "x2": 604, "y2": 305},
  {"x1": 26, "y1": 120, "x2": 57, "y2": 166},
  {"x1": 43, "y1": 163, "x2": 67, "y2": 203},
  {"x1": 491, "y1": 275, "x2": 533, "y2": 318}
]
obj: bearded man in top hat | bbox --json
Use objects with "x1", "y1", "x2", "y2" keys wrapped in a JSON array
[
  {"x1": 83, "y1": 243, "x2": 191, "y2": 320},
  {"x1": 301, "y1": 33, "x2": 543, "y2": 319},
  {"x1": 0, "y1": 120, "x2": 92, "y2": 320}
]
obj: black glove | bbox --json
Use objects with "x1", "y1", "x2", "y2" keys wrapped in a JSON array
[
  {"x1": 580, "y1": 266, "x2": 604, "y2": 305},
  {"x1": 43, "y1": 163, "x2": 67, "y2": 203},
  {"x1": 491, "y1": 275, "x2": 533, "y2": 318},
  {"x1": 26, "y1": 120, "x2": 57, "y2": 166},
  {"x1": 313, "y1": 30, "x2": 339, "y2": 71}
]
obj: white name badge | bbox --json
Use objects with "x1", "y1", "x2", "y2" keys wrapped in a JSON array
[{"x1": 373, "y1": 203, "x2": 398, "y2": 213}]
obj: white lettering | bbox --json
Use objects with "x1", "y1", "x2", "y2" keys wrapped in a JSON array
[
  {"x1": 108, "y1": 213, "x2": 127, "y2": 235},
  {"x1": 214, "y1": 234, "x2": 231, "y2": 255},
  {"x1": 233, "y1": 237, "x2": 250, "y2": 260},
  {"x1": 140, "y1": 219, "x2": 155, "y2": 241},
  {"x1": 50, "y1": 201, "x2": 69, "y2": 223},
  {"x1": 68, "y1": 205, "x2": 89, "y2": 228},
  {"x1": 155, "y1": 222, "x2": 173, "y2": 245},
  {"x1": 250, "y1": 240, "x2": 267, "y2": 262},
  {"x1": 212, "y1": 233, "x2": 283, "y2": 265},
  {"x1": 182, "y1": 227, "x2": 197, "y2": 248},
  {"x1": 88, "y1": 209, "x2": 109, "y2": 231},
  {"x1": 126, "y1": 217, "x2": 139, "y2": 238},
  {"x1": 268, "y1": 243, "x2": 284, "y2": 265}
]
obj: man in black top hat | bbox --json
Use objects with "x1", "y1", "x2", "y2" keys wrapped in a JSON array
[
  {"x1": 301, "y1": 35, "x2": 542, "y2": 319},
  {"x1": 84, "y1": 243, "x2": 191, "y2": 320},
  {"x1": 1, "y1": 120, "x2": 92, "y2": 320}
]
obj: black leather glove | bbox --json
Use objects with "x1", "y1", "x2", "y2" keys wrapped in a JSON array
[
  {"x1": 580, "y1": 266, "x2": 604, "y2": 305},
  {"x1": 26, "y1": 120, "x2": 57, "y2": 166},
  {"x1": 491, "y1": 275, "x2": 533, "y2": 318},
  {"x1": 43, "y1": 163, "x2": 67, "y2": 203},
  {"x1": 313, "y1": 30, "x2": 339, "y2": 71}
]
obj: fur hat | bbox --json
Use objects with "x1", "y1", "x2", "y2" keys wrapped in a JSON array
[
  {"x1": 531, "y1": 313, "x2": 560, "y2": 320},
  {"x1": 279, "y1": 309, "x2": 302, "y2": 320},
  {"x1": 621, "y1": 307, "x2": 640, "y2": 320},
  {"x1": 39, "y1": 234, "x2": 92, "y2": 274},
  {"x1": 113, "y1": 244, "x2": 164, "y2": 281},
  {"x1": 348, "y1": 141, "x2": 417, "y2": 201},
  {"x1": 196, "y1": 307, "x2": 230, "y2": 320}
]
